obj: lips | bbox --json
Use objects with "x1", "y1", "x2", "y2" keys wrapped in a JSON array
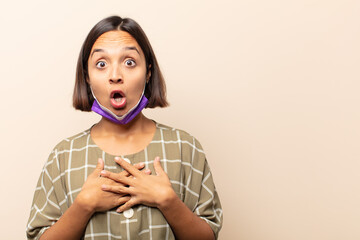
[{"x1": 110, "y1": 90, "x2": 126, "y2": 109}]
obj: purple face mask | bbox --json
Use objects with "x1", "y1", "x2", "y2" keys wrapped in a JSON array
[{"x1": 91, "y1": 87, "x2": 148, "y2": 125}]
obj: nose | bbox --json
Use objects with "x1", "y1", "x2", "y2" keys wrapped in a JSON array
[
  {"x1": 109, "y1": 65, "x2": 122, "y2": 84},
  {"x1": 110, "y1": 77, "x2": 122, "y2": 83}
]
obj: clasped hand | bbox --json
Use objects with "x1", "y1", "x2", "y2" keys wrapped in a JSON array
[
  {"x1": 100, "y1": 156, "x2": 176, "y2": 212},
  {"x1": 75, "y1": 156, "x2": 176, "y2": 214}
]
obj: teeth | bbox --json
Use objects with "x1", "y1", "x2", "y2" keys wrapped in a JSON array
[{"x1": 114, "y1": 97, "x2": 123, "y2": 102}]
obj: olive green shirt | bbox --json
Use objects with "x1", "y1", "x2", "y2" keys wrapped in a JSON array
[{"x1": 26, "y1": 122, "x2": 223, "y2": 239}]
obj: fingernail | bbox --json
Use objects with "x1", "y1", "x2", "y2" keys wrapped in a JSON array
[
  {"x1": 101, "y1": 184, "x2": 107, "y2": 190},
  {"x1": 100, "y1": 170, "x2": 106, "y2": 175},
  {"x1": 115, "y1": 157, "x2": 121, "y2": 161},
  {"x1": 139, "y1": 162, "x2": 144, "y2": 166},
  {"x1": 116, "y1": 209, "x2": 122, "y2": 213}
]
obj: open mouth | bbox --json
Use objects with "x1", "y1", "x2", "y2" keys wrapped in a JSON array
[
  {"x1": 110, "y1": 90, "x2": 126, "y2": 109},
  {"x1": 112, "y1": 92, "x2": 123, "y2": 102}
]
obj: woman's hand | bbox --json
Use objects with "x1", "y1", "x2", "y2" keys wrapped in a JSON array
[
  {"x1": 100, "y1": 156, "x2": 177, "y2": 212},
  {"x1": 75, "y1": 158, "x2": 150, "y2": 214}
]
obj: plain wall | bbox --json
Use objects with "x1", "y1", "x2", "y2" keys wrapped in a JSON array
[{"x1": 1, "y1": 0, "x2": 360, "y2": 239}]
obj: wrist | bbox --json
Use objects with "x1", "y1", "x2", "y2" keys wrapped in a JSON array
[
  {"x1": 74, "y1": 193, "x2": 96, "y2": 215},
  {"x1": 157, "y1": 188, "x2": 179, "y2": 212}
]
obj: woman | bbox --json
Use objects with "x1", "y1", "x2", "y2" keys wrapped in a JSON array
[{"x1": 26, "y1": 15, "x2": 222, "y2": 240}]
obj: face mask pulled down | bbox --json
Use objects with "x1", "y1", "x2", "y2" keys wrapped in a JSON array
[{"x1": 90, "y1": 86, "x2": 148, "y2": 125}]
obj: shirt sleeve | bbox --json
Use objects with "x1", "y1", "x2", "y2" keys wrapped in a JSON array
[
  {"x1": 194, "y1": 158, "x2": 223, "y2": 239},
  {"x1": 181, "y1": 135, "x2": 223, "y2": 239},
  {"x1": 26, "y1": 150, "x2": 62, "y2": 240}
]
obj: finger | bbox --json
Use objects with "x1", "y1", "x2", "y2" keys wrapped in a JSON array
[
  {"x1": 116, "y1": 198, "x2": 137, "y2": 213},
  {"x1": 122, "y1": 162, "x2": 145, "y2": 177},
  {"x1": 106, "y1": 162, "x2": 144, "y2": 179},
  {"x1": 153, "y1": 157, "x2": 165, "y2": 176},
  {"x1": 100, "y1": 171, "x2": 133, "y2": 186},
  {"x1": 117, "y1": 196, "x2": 131, "y2": 206},
  {"x1": 134, "y1": 162, "x2": 145, "y2": 170},
  {"x1": 143, "y1": 169, "x2": 151, "y2": 175},
  {"x1": 115, "y1": 157, "x2": 141, "y2": 177},
  {"x1": 101, "y1": 184, "x2": 131, "y2": 194},
  {"x1": 92, "y1": 158, "x2": 104, "y2": 176}
]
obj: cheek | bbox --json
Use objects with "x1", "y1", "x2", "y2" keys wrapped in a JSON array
[
  {"x1": 125, "y1": 69, "x2": 147, "y2": 90},
  {"x1": 88, "y1": 69, "x2": 107, "y2": 82},
  {"x1": 91, "y1": 84, "x2": 107, "y2": 101},
  {"x1": 88, "y1": 75, "x2": 108, "y2": 98},
  {"x1": 87, "y1": 68, "x2": 108, "y2": 90}
]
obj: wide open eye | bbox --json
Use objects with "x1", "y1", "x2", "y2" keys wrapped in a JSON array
[
  {"x1": 125, "y1": 59, "x2": 136, "y2": 67},
  {"x1": 96, "y1": 61, "x2": 107, "y2": 68}
]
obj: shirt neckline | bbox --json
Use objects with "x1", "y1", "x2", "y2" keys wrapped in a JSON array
[{"x1": 88, "y1": 120, "x2": 160, "y2": 159}]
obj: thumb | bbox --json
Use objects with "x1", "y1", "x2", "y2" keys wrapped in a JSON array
[
  {"x1": 94, "y1": 158, "x2": 104, "y2": 174},
  {"x1": 153, "y1": 157, "x2": 165, "y2": 176}
]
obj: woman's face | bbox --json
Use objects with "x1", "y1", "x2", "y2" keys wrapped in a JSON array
[{"x1": 87, "y1": 30, "x2": 150, "y2": 116}]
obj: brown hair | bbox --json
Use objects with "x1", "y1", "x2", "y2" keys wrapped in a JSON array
[{"x1": 73, "y1": 16, "x2": 168, "y2": 111}]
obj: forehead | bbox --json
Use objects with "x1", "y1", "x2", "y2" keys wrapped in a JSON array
[{"x1": 91, "y1": 30, "x2": 142, "y2": 54}]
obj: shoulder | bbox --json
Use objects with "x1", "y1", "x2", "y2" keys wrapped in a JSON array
[
  {"x1": 45, "y1": 127, "x2": 92, "y2": 161},
  {"x1": 55, "y1": 128, "x2": 90, "y2": 149},
  {"x1": 155, "y1": 122, "x2": 205, "y2": 154},
  {"x1": 42, "y1": 127, "x2": 93, "y2": 171}
]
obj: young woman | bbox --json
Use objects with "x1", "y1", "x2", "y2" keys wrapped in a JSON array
[{"x1": 26, "y1": 16, "x2": 222, "y2": 240}]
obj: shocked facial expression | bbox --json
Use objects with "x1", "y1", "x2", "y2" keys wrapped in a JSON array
[{"x1": 87, "y1": 30, "x2": 150, "y2": 116}]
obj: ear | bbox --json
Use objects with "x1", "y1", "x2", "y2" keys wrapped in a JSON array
[{"x1": 146, "y1": 64, "x2": 152, "y2": 83}]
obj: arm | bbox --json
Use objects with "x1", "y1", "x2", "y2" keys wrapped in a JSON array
[
  {"x1": 39, "y1": 198, "x2": 94, "y2": 240},
  {"x1": 157, "y1": 189, "x2": 215, "y2": 240},
  {"x1": 100, "y1": 157, "x2": 215, "y2": 240},
  {"x1": 34, "y1": 159, "x2": 147, "y2": 240},
  {"x1": 39, "y1": 158, "x2": 129, "y2": 239}
]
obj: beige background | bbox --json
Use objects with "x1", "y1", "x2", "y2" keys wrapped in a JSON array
[{"x1": 1, "y1": 0, "x2": 359, "y2": 239}]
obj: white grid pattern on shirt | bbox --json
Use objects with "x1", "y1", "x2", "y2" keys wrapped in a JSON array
[
  {"x1": 27, "y1": 157, "x2": 60, "y2": 232},
  {"x1": 85, "y1": 133, "x2": 90, "y2": 181},
  {"x1": 68, "y1": 138, "x2": 74, "y2": 204},
  {"x1": 159, "y1": 128, "x2": 168, "y2": 173},
  {"x1": 27, "y1": 123, "x2": 222, "y2": 239}
]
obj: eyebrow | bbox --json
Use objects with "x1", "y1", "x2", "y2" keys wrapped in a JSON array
[{"x1": 90, "y1": 46, "x2": 140, "y2": 58}]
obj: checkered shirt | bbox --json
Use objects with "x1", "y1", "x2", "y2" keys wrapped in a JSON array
[{"x1": 26, "y1": 122, "x2": 223, "y2": 239}]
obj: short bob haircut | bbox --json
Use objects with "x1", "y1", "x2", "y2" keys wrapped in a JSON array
[{"x1": 73, "y1": 16, "x2": 168, "y2": 111}]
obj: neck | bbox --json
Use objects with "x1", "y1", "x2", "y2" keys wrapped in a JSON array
[{"x1": 94, "y1": 112, "x2": 150, "y2": 136}]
